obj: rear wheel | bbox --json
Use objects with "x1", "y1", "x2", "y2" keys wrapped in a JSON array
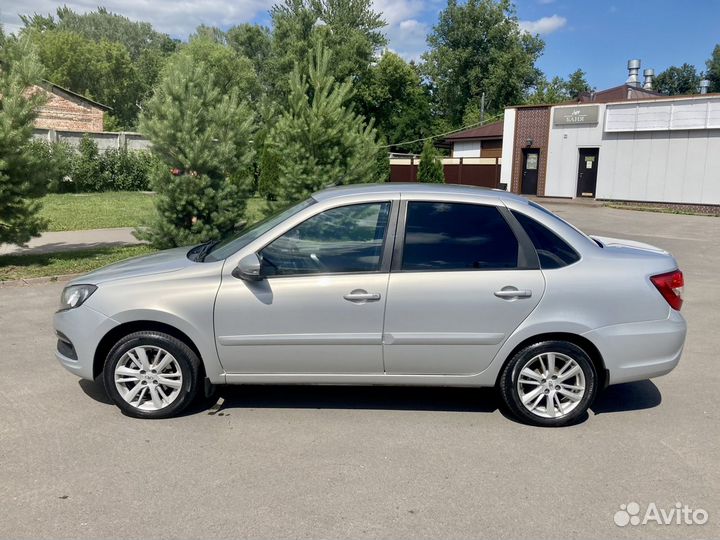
[
  {"x1": 499, "y1": 341, "x2": 598, "y2": 427},
  {"x1": 103, "y1": 331, "x2": 200, "y2": 419}
]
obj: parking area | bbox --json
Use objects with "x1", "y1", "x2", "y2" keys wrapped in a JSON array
[{"x1": 1, "y1": 203, "x2": 718, "y2": 539}]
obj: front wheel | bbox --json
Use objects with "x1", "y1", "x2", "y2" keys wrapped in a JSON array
[
  {"x1": 103, "y1": 331, "x2": 201, "y2": 419},
  {"x1": 499, "y1": 341, "x2": 598, "y2": 427}
]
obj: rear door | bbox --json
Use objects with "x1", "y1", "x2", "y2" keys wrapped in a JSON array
[{"x1": 383, "y1": 199, "x2": 545, "y2": 375}]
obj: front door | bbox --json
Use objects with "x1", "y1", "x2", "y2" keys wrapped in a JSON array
[
  {"x1": 521, "y1": 149, "x2": 540, "y2": 195},
  {"x1": 576, "y1": 148, "x2": 599, "y2": 197},
  {"x1": 214, "y1": 201, "x2": 394, "y2": 374},
  {"x1": 383, "y1": 201, "x2": 545, "y2": 375}
]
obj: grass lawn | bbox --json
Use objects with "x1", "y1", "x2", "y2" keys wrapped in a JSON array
[
  {"x1": 39, "y1": 192, "x2": 270, "y2": 231},
  {"x1": 0, "y1": 245, "x2": 157, "y2": 281},
  {"x1": 39, "y1": 192, "x2": 157, "y2": 231}
]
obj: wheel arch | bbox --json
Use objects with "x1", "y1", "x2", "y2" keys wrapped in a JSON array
[
  {"x1": 494, "y1": 332, "x2": 608, "y2": 389},
  {"x1": 93, "y1": 320, "x2": 204, "y2": 379}
]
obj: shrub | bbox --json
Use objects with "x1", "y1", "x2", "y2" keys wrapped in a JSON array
[
  {"x1": 100, "y1": 149, "x2": 155, "y2": 191},
  {"x1": 418, "y1": 139, "x2": 445, "y2": 183}
]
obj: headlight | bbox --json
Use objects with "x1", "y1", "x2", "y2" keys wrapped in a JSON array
[{"x1": 59, "y1": 284, "x2": 97, "y2": 311}]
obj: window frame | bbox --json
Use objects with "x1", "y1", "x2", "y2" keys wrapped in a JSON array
[
  {"x1": 509, "y1": 209, "x2": 582, "y2": 269},
  {"x1": 390, "y1": 200, "x2": 539, "y2": 273},
  {"x1": 256, "y1": 199, "x2": 400, "y2": 279}
]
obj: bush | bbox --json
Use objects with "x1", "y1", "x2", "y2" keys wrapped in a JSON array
[
  {"x1": 29, "y1": 140, "x2": 75, "y2": 193},
  {"x1": 418, "y1": 139, "x2": 445, "y2": 183},
  {"x1": 100, "y1": 149, "x2": 155, "y2": 191}
]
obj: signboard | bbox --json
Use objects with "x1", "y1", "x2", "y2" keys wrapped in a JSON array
[
  {"x1": 525, "y1": 153, "x2": 538, "y2": 170},
  {"x1": 553, "y1": 105, "x2": 600, "y2": 126}
]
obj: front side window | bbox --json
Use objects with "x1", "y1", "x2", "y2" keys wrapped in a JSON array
[
  {"x1": 401, "y1": 202, "x2": 519, "y2": 271},
  {"x1": 511, "y1": 210, "x2": 580, "y2": 269},
  {"x1": 260, "y1": 202, "x2": 391, "y2": 276}
]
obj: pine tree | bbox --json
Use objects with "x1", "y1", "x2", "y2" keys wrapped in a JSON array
[
  {"x1": 0, "y1": 31, "x2": 51, "y2": 245},
  {"x1": 267, "y1": 42, "x2": 380, "y2": 203},
  {"x1": 137, "y1": 53, "x2": 255, "y2": 249},
  {"x1": 258, "y1": 145, "x2": 280, "y2": 200},
  {"x1": 417, "y1": 139, "x2": 445, "y2": 183}
]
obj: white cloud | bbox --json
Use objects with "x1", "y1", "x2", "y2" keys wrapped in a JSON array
[
  {"x1": 537, "y1": 0, "x2": 556, "y2": 4},
  {"x1": 372, "y1": 0, "x2": 432, "y2": 62},
  {"x1": 518, "y1": 14, "x2": 567, "y2": 35},
  {"x1": 0, "y1": 0, "x2": 274, "y2": 38}
]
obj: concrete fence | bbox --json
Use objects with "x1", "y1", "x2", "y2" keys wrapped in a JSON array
[
  {"x1": 33, "y1": 128, "x2": 151, "y2": 151},
  {"x1": 390, "y1": 157, "x2": 504, "y2": 188}
]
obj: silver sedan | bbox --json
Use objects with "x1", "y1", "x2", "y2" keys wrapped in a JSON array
[{"x1": 54, "y1": 184, "x2": 686, "y2": 426}]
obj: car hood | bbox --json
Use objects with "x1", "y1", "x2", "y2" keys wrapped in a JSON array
[
  {"x1": 71, "y1": 246, "x2": 194, "y2": 285},
  {"x1": 590, "y1": 235, "x2": 669, "y2": 255}
]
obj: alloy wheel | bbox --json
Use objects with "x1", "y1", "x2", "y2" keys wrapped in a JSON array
[
  {"x1": 516, "y1": 352, "x2": 586, "y2": 419},
  {"x1": 114, "y1": 346, "x2": 183, "y2": 411}
]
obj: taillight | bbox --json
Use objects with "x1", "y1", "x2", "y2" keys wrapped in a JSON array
[{"x1": 650, "y1": 270, "x2": 684, "y2": 311}]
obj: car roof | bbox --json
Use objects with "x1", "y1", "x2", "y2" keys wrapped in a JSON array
[{"x1": 312, "y1": 183, "x2": 530, "y2": 204}]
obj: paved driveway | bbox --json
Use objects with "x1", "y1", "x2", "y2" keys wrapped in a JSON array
[{"x1": 1, "y1": 204, "x2": 718, "y2": 539}]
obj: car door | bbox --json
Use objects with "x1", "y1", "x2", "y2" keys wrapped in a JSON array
[
  {"x1": 214, "y1": 199, "x2": 397, "y2": 374},
  {"x1": 383, "y1": 199, "x2": 545, "y2": 375}
]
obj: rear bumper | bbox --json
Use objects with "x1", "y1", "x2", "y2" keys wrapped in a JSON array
[
  {"x1": 583, "y1": 310, "x2": 686, "y2": 385},
  {"x1": 53, "y1": 305, "x2": 118, "y2": 380}
]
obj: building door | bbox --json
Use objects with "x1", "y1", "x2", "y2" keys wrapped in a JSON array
[
  {"x1": 521, "y1": 149, "x2": 539, "y2": 195},
  {"x1": 576, "y1": 148, "x2": 599, "y2": 197}
]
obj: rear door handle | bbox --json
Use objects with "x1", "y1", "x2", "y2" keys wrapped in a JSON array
[
  {"x1": 494, "y1": 289, "x2": 532, "y2": 299},
  {"x1": 344, "y1": 290, "x2": 381, "y2": 303}
]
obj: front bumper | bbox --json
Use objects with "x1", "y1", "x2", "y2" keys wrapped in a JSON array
[
  {"x1": 53, "y1": 304, "x2": 118, "y2": 380},
  {"x1": 583, "y1": 310, "x2": 687, "y2": 385}
]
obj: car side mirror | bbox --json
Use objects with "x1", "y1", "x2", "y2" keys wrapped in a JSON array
[{"x1": 233, "y1": 253, "x2": 263, "y2": 281}]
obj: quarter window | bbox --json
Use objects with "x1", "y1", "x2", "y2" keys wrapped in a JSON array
[
  {"x1": 401, "y1": 202, "x2": 519, "y2": 271},
  {"x1": 260, "y1": 202, "x2": 391, "y2": 276},
  {"x1": 511, "y1": 210, "x2": 580, "y2": 269}
]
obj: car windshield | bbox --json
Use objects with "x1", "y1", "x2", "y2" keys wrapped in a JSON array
[{"x1": 201, "y1": 198, "x2": 316, "y2": 262}]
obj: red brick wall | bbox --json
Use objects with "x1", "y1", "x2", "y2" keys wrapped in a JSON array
[
  {"x1": 32, "y1": 86, "x2": 104, "y2": 132},
  {"x1": 511, "y1": 106, "x2": 551, "y2": 195}
]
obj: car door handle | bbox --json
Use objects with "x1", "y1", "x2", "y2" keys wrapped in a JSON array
[
  {"x1": 494, "y1": 288, "x2": 532, "y2": 299},
  {"x1": 344, "y1": 290, "x2": 381, "y2": 303}
]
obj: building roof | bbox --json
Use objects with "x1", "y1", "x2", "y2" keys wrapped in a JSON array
[
  {"x1": 40, "y1": 80, "x2": 112, "y2": 111},
  {"x1": 443, "y1": 120, "x2": 504, "y2": 142},
  {"x1": 578, "y1": 84, "x2": 662, "y2": 103}
]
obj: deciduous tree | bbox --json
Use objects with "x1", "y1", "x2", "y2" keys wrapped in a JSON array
[{"x1": 655, "y1": 64, "x2": 701, "y2": 95}]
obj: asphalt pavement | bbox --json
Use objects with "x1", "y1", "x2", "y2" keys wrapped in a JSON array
[{"x1": 0, "y1": 203, "x2": 718, "y2": 539}]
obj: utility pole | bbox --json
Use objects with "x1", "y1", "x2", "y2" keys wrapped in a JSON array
[{"x1": 480, "y1": 92, "x2": 485, "y2": 125}]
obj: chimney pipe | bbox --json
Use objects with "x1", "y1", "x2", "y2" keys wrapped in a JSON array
[
  {"x1": 643, "y1": 68, "x2": 654, "y2": 90},
  {"x1": 700, "y1": 79, "x2": 710, "y2": 94},
  {"x1": 626, "y1": 59, "x2": 641, "y2": 87}
]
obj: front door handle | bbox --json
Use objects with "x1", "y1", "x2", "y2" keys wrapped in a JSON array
[
  {"x1": 344, "y1": 289, "x2": 381, "y2": 303},
  {"x1": 494, "y1": 288, "x2": 532, "y2": 299}
]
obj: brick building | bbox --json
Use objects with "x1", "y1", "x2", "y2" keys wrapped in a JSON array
[{"x1": 32, "y1": 81, "x2": 110, "y2": 133}]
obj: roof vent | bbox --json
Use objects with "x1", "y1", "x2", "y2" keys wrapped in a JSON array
[
  {"x1": 643, "y1": 68, "x2": 654, "y2": 90},
  {"x1": 700, "y1": 79, "x2": 711, "y2": 94},
  {"x1": 626, "y1": 59, "x2": 641, "y2": 87}
]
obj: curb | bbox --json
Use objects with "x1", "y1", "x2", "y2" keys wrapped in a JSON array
[{"x1": 0, "y1": 273, "x2": 81, "y2": 288}]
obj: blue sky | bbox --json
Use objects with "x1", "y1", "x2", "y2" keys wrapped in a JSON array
[{"x1": 2, "y1": 0, "x2": 719, "y2": 90}]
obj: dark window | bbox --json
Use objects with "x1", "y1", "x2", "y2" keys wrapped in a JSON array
[
  {"x1": 260, "y1": 202, "x2": 390, "y2": 276},
  {"x1": 511, "y1": 210, "x2": 580, "y2": 269},
  {"x1": 401, "y1": 202, "x2": 519, "y2": 271}
]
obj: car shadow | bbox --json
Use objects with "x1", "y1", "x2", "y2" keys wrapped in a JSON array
[
  {"x1": 590, "y1": 380, "x2": 662, "y2": 414},
  {"x1": 79, "y1": 378, "x2": 663, "y2": 420}
]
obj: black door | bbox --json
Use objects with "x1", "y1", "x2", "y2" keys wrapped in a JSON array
[
  {"x1": 521, "y1": 149, "x2": 539, "y2": 195},
  {"x1": 576, "y1": 148, "x2": 599, "y2": 197}
]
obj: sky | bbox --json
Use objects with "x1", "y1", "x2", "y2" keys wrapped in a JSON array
[{"x1": 1, "y1": 0, "x2": 719, "y2": 90}]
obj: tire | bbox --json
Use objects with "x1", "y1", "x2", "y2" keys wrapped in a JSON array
[
  {"x1": 102, "y1": 331, "x2": 201, "y2": 419},
  {"x1": 498, "y1": 340, "x2": 598, "y2": 427}
]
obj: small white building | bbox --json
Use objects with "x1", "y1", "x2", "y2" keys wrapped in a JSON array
[{"x1": 500, "y1": 62, "x2": 720, "y2": 210}]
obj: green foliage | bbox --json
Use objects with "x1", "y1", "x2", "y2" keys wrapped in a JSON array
[
  {"x1": 267, "y1": 43, "x2": 380, "y2": 204},
  {"x1": 417, "y1": 140, "x2": 445, "y2": 183},
  {"x1": 707, "y1": 45, "x2": 720, "y2": 93},
  {"x1": 423, "y1": 0, "x2": 544, "y2": 126},
  {"x1": 655, "y1": 63, "x2": 701, "y2": 96},
  {"x1": 71, "y1": 136, "x2": 102, "y2": 192},
  {"x1": 227, "y1": 24, "x2": 273, "y2": 87},
  {"x1": 269, "y1": 0, "x2": 386, "y2": 98},
  {"x1": 358, "y1": 51, "x2": 433, "y2": 153},
  {"x1": 29, "y1": 140, "x2": 75, "y2": 193},
  {"x1": 258, "y1": 146, "x2": 280, "y2": 200},
  {"x1": 138, "y1": 54, "x2": 256, "y2": 249},
  {"x1": 525, "y1": 69, "x2": 593, "y2": 104},
  {"x1": 374, "y1": 146, "x2": 391, "y2": 183},
  {"x1": 566, "y1": 69, "x2": 592, "y2": 100},
  {"x1": 0, "y1": 32, "x2": 51, "y2": 245}
]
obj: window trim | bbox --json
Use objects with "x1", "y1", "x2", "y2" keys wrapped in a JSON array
[
  {"x1": 256, "y1": 199, "x2": 399, "y2": 279},
  {"x1": 391, "y1": 200, "x2": 539, "y2": 273},
  {"x1": 508, "y1": 208, "x2": 582, "y2": 269}
]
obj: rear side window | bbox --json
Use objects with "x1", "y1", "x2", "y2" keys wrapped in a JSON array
[
  {"x1": 511, "y1": 210, "x2": 580, "y2": 269},
  {"x1": 402, "y1": 202, "x2": 519, "y2": 271}
]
